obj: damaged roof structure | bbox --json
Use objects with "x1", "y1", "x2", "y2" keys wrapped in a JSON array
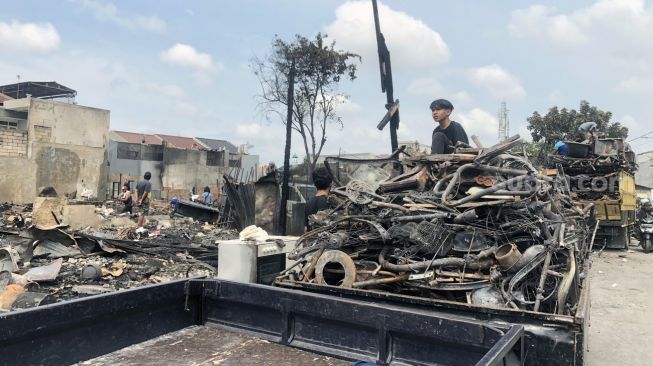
[{"x1": 0, "y1": 81, "x2": 76, "y2": 101}]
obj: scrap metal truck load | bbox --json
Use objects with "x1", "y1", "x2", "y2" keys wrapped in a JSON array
[
  {"x1": 276, "y1": 135, "x2": 593, "y2": 365},
  {"x1": 547, "y1": 138, "x2": 637, "y2": 249}
]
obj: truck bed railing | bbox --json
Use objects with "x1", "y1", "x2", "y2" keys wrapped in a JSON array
[{"x1": 0, "y1": 278, "x2": 524, "y2": 366}]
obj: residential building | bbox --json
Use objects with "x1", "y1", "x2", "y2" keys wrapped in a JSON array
[
  {"x1": 108, "y1": 131, "x2": 259, "y2": 200},
  {"x1": 0, "y1": 82, "x2": 109, "y2": 203},
  {"x1": 636, "y1": 151, "x2": 653, "y2": 199}
]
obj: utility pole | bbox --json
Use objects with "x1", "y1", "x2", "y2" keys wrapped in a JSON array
[
  {"x1": 372, "y1": 0, "x2": 399, "y2": 154},
  {"x1": 498, "y1": 101, "x2": 509, "y2": 142},
  {"x1": 279, "y1": 60, "x2": 295, "y2": 235}
]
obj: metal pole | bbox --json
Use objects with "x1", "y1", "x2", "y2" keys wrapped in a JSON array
[
  {"x1": 372, "y1": 0, "x2": 399, "y2": 154},
  {"x1": 280, "y1": 60, "x2": 295, "y2": 235}
]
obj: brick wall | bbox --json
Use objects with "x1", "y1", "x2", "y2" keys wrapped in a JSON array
[
  {"x1": 0, "y1": 129, "x2": 27, "y2": 157},
  {"x1": 33, "y1": 125, "x2": 52, "y2": 142}
]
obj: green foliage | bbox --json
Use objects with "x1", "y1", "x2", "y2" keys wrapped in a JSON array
[
  {"x1": 251, "y1": 33, "x2": 360, "y2": 175},
  {"x1": 526, "y1": 101, "x2": 629, "y2": 145}
]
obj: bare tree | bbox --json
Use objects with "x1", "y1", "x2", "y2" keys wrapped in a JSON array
[{"x1": 251, "y1": 33, "x2": 360, "y2": 176}]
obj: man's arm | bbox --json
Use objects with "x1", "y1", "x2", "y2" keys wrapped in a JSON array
[
  {"x1": 455, "y1": 123, "x2": 469, "y2": 145},
  {"x1": 141, "y1": 184, "x2": 151, "y2": 205}
]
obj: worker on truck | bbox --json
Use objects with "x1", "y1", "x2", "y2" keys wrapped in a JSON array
[
  {"x1": 430, "y1": 99, "x2": 469, "y2": 154},
  {"x1": 576, "y1": 121, "x2": 599, "y2": 143},
  {"x1": 304, "y1": 167, "x2": 333, "y2": 232}
]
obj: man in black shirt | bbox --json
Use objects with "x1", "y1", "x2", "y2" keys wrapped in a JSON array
[
  {"x1": 305, "y1": 167, "x2": 333, "y2": 232},
  {"x1": 135, "y1": 171, "x2": 152, "y2": 228},
  {"x1": 430, "y1": 99, "x2": 469, "y2": 154}
]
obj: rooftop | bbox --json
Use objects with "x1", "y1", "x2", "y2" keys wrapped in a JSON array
[
  {"x1": 155, "y1": 134, "x2": 202, "y2": 150},
  {"x1": 0, "y1": 81, "x2": 76, "y2": 100},
  {"x1": 110, "y1": 130, "x2": 240, "y2": 152},
  {"x1": 111, "y1": 131, "x2": 162, "y2": 145},
  {"x1": 195, "y1": 137, "x2": 238, "y2": 153}
]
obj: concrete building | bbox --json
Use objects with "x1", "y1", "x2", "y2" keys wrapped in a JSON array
[
  {"x1": 108, "y1": 131, "x2": 259, "y2": 200},
  {"x1": 636, "y1": 151, "x2": 653, "y2": 199},
  {"x1": 636, "y1": 151, "x2": 653, "y2": 198},
  {"x1": 0, "y1": 83, "x2": 109, "y2": 203}
]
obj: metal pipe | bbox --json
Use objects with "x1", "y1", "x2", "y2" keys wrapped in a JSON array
[
  {"x1": 370, "y1": 201, "x2": 409, "y2": 213},
  {"x1": 556, "y1": 247, "x2": 576, "y2": 315},
  {"x1": 379, "y1": 247, "x2": 494, "y2": 272},
  {"x1": 352, "y1": 274, "x2": 410, "y2": 288},
  {"x1": 301, "y1": 246, "x2": 325, "y2": 282},
  {"x1": 444, "y1": 175, "x2": 538, "y2": 207},
  {"x1": 533, "y1": 250, "x2": 552, "y2": 312},
  {"x1": 387, "y1": 212, "x2": 451, "y2": 223}
]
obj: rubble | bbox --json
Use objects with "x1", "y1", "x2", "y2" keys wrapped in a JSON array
[
  {"x1": 0, "y1": 196, "x2": 238, "y2": 312},
  {"x1": 276, "y1": 135, "x2": 592, "y2": 315}
]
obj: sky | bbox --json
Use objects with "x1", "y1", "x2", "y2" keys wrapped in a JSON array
[{"x1": 2, "y1": 0, "x2": 653, "y2": 164}]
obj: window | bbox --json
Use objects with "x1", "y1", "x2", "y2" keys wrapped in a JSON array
[
  {"x1": 0, "y1": 121, "x2": 18, "y2": 130},
  {"x1": 112, "y1": 182, "x2": 120, "y2": 198}
]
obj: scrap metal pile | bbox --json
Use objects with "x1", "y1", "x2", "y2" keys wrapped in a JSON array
[
  {"x1": 276, "y1": 136, "x2": 592, "y2": 315},
  {"x1": 547, "y1": 138, "x2": 637, "y2": 201}
]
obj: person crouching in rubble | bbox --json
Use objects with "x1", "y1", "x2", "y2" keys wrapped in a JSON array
[
  {"x1": 430, "y1": 99, "x2": 469, "y2": 154},
  {"x1": 136, "y1": 172, "x2": 152, "y2": 228},
  {"x1": 118, "y1": 183, "x2": 133, "y2": 214},
  {"x1": 305, "y1": 167, "x2": 333, "y2": 232}
]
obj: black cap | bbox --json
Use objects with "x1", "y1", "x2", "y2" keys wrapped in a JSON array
[{"x1": 429, "y1": 99, "x2": 454, "y2": 111}]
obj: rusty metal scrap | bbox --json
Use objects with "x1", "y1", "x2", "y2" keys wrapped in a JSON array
[{"x1": 276, "y1": 135, "x2": 592, "y2": 316}]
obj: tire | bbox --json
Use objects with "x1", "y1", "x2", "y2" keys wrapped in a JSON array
[
  {"x1": 623, "y1": 227, "x2": 630, "y2": 250},
  {"x1": 644, "y1": 236, "x2": 652, "y2": 254}
]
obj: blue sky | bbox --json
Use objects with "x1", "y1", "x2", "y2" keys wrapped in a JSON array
[{"x1": 2, "y1": 0, "x2": 653, "y2": 164}]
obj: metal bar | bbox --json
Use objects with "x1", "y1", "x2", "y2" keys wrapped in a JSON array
[
  {"x1": 475, "y1": 325, "x2": 524, "y2": 366},
  {"x1": 0, "y1": 279, "x2": 199, "y2": 366},
  {"x1": 200, "y1": 279, "x2": 516, "y2": 365},
  {"x1": 371, "y1": 0, "x2": 399, "y2": 154}
]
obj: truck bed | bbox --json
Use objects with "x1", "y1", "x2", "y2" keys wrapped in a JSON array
[
  {"x1": 0, "y1": 278, "x2": 533, "y2": 366},
  {"x1": 78, "y1": 325, "x2": 346, "y2": 366}
]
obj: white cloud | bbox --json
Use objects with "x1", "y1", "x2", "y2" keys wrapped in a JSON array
[
  {"x1": 406, "y1": 78, "x2": 445, "y2": 97},
  {"x1": 70, "y1": 0, "x2": 166, "y2": 32},
  {"x1": 338, "y1": 98, "x2": 362, "y2": 116},
  {"x1": 325, "y1": 1, "x2": 449, "y2": 73},
  {"x1": 468, "y1": 64, "x2": 526, "y2": 100},
  {"x1": 457, "y1": 108, "x2": 500, "y2": 146},
  {"x1": 405, "y1": 78, "x2": 473, "y2": 109},
  {"x1": 0, "y1": 20, "x2": 60, "y2": 53},
  {"x1": 160, "y1": 44, "x2": 220, "y2": 72},
  {"x1": 508, "y1": 5, "x2": 587, "y2": 46},
  {"x1": 509, "y1": 1, "x2": 653, "y2": 48},
  {"x1": 451, "y1": 91, "x2": 474, "y2": 108},
  {"x1": 161, "y1": 44, "x2": 222, "y2": 85}
]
